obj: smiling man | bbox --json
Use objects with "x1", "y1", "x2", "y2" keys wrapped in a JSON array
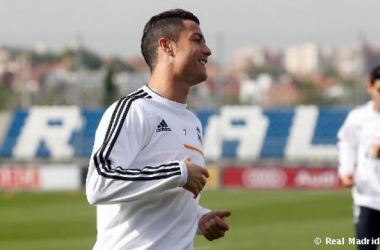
[{"x1": 86, "y1": 9, "x2": 231, "y2": 250}]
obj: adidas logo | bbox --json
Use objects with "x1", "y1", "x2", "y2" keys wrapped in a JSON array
[{"x1": 156, "y1": 119, "x2": 171, "y2": 132}]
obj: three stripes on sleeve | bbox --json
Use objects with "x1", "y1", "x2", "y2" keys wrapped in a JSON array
[{"x1": 93, "y1": 89, "x2": 182, "y2": 181}]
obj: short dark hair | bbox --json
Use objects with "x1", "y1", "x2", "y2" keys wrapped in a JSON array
[
  {"x1": 141, "y1": 9, "x2": 200, "y2": 71},
  {"x1": 370, "y1": 65, "x2": 380, "y2": 85}
]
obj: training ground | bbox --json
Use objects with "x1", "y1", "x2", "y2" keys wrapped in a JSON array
[{"x1": 1, "y1": 189, "x2": 354, "y2": 250}]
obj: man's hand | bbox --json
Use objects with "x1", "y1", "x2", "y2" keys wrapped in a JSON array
[
  {"x1": 182, "y1": 156, "x2": 209, "y2": 198},
  {"x1": 371, "y1": 144, "x2": 380, "y2": 159},
  {"x1": 199, "y1": 210, "x2": 231, "y2": 241},
  {"x1": 341, "y1": 174, "x2": 354, "y2": 188}
]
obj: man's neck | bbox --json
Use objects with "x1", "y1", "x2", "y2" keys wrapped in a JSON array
[
  {"x1": 148, "y1": 70, "x2": 190, "y2": 104},
  {"x1": 373, "y1": 101, "x2": 380, "y2": 112}
]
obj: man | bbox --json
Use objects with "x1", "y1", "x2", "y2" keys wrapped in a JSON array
[
  {"x1": 338, "y1": 65, "x2": 380, "y2": 250},
  {"x1": 86, "y1": 9, "x2": 231, "y2": 250}
]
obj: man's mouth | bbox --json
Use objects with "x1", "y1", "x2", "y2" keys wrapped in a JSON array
[{"x1": 199, "y1": 59, "x2": 207, "y2": 66}]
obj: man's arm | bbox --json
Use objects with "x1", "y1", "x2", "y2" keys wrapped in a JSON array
[
  {"x1": 86, "y1": 98, "x2": 207, "y2": 205},
  {"x1": 337, "y1": 112, "x2": 358, "y2": 188}
]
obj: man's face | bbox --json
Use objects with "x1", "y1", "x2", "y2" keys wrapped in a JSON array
[
  {"x1": 172, "y1": 20, "x2": 212, "y2": 85},
  {"x1": 367, "y1": 79, "x2": 380, "y2": 108}
]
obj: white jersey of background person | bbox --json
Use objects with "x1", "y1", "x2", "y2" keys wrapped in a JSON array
[
  {"x1": 86, "y1": 86, "x2": 210, "y2": 250},
  {"x1": 338, "y1": 101, "x2": 380, "y2": 211}
]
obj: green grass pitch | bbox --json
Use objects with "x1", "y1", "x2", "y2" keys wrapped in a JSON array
[{"x1": 0, "y1": 189, "x2": 354, "y2": 250}]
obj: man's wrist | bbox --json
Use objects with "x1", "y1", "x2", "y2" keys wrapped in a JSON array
[{"x1": 178, "y1": 161, "x2": 188, "y2": 187}]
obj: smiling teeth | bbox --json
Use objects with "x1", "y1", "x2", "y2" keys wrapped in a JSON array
[{"x1": 200, "y1": 60, "x2": 206, "y2": 65}]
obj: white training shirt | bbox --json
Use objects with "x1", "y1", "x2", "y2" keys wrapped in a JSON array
[
  {"x1": 86, "y1": 85, "x2": 210, "y2": 250},
  {"x1": 338, "y1": 101, "x2": 380, "y2": 211}
]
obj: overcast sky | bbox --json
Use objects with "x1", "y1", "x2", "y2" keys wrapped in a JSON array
[{"x1": 0, "y1": 0, "x2": 379, "y2": 64}]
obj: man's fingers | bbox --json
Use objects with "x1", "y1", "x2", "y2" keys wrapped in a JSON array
[
  {"x1": 183, "y1": 156, "x2": 191, "y2": 162},
  {"x1": 215, "y1": 210, "x2": 231, "y2": 218},
  {"x1": 199, "y1": 211, "x2": 231, "y2": 241},
  {"x1": 201, "y1": 176, "x2": 207, "y2": 187},
  {"x1": 203, "y1": 229, "x2": 214, "y2": 241},
  {"x1": 203, "y1": 231, "x2": 213, "y2": 241},
  {"x1": 341, "y1": 175, "x2": 354, "y2": 188},
  {"x1": 193, "y1": 187, "x2": 200, "y2": 198},
  {"x1": 202, "y1": 168, "x2": 209, "y2": 178},
  {"x1": 205, "y1": 220, "x2": 219, "y2": 239},
  {"x1": 209, "y1": 218, "x2": 225, "y2": 236},
  {"x1": 215, "y1": 216, "x2": 229, "y2": 231}
]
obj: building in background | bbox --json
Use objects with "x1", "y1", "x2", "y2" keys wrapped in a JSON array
[{"x1": 284, "y1": 43, "x2": 322, "y2": 76}]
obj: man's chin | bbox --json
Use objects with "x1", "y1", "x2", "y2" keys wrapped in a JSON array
[{"x1": 192, "y1": 74, "x2": 207, "y2": 85}]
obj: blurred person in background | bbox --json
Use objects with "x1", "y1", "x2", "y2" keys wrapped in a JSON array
[
  {"x1": 338, "y1": 65, "x2": 380, "y2": 250},
  {"x1": 86, "y1": 9, "x2": 230, "y2": 250}
]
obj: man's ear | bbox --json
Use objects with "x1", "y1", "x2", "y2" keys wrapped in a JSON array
[
  {"x1": 158, "y1": 38, "x2": 174, "y2": 56},
  {"x1": 366, "y1": 80, "x2": 373, "y2": 94}
]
